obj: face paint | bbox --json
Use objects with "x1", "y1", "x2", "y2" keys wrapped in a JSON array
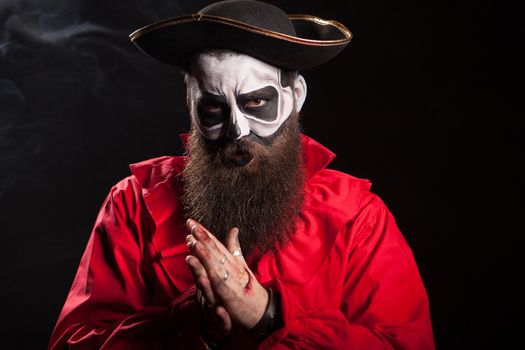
[{"x1": 186, "y1": 51, "x2": 306, "y2": 140}]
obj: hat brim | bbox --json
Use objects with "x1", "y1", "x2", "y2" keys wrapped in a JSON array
[{"x1": 129, "y1": 14, "x2": 352, "y2": 70}]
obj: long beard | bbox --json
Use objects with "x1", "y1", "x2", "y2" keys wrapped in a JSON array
[{"x1": 181, "y1": 113, "x2": 305, "y2": 259}]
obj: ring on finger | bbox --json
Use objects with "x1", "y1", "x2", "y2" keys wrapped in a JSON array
[
  {"x1": 231, "y1": 250, "x2": 242, "y2": 257},
  {"x1": 220, "y1": 254, "x2": 227, "y2": 264},
  {"x1": 223, "y1": 270, "x2": 229, "y2": 281}
]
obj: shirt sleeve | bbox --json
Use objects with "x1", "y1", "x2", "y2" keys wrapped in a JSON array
[
  {"x1": 47, "y1": 178, "x2": 206, "y2": 350},
  {"x1": 259, "y1": 192, "x2": 435, "y2": 349}
]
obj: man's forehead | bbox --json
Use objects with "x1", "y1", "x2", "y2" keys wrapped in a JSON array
[{"x1": 190, "y1": 50, "x2": 281, "y2": 91}]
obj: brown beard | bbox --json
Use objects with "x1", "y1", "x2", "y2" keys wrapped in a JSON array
[{"x1": 181, "y1": 112, "x2": 305, "y2": 260}]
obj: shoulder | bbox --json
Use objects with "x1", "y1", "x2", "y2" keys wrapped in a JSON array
[
  {"x1": 102, "y1": 155, "x2": 187, "y2": 212},
  {"x1": 94, "y1": 156, "x2": 187, "y2": 244},
  {"x1": 128, "y1": 155, "x2": 187, "y2": 191},
  {"x1": 306, "y1": 168, "x2": 376, "y2": 221}
]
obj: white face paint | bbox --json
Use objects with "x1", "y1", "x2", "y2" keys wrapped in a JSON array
[{"x1": 186, "y1": 51, "x2": 307, "y2": 140}]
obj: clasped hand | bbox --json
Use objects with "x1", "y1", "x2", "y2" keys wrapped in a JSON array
[{"x1": 185, "y1": 219, "x2": 269, "y2": 340}]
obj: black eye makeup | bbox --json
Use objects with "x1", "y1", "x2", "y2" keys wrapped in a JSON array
[
  {"x1": 196, "y1": 85, "x2": 279, "y2": 131},
  {"x1": 196, "y1": 92, "x2": 230, "y2": 127},
  {"x1": 237, "y1": 86, "x2": 278, "y2": 121}
]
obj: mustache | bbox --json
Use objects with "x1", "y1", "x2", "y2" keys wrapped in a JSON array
[
  {"x1": 210, "y1": 133, "x2": 271, "y2": 168},
  {"x1": 223, "y1": 141, "x2": 253, "y2": 167}
]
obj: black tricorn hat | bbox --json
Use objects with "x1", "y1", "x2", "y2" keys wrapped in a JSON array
[{"x1": 129, "y1": 0, "x2": 352, "y2": 70}]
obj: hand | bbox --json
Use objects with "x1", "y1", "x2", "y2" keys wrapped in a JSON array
[
  {"x1": 185, "y1": 219, "x2": 269, "y2": 329},
  {"x1": 197, "y1": 287, "x2": 232, "y2": 342},
  {"x1": 186, "y1": 248, "x2": 232, "y2": 342}
]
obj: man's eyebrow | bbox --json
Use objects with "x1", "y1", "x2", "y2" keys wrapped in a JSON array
[
  {"x1": 200, "y1": 91, "x2": 227, "y2": 103},
  {"x1": 238, "y1": 86, "x2": 277, "y2": 100}
]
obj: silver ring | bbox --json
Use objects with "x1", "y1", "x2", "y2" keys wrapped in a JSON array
[
  {"x1": 220, "y1": 254, "x2": 227, "y2": 264},
  {"x1": 231, "y1": 250, "x2": 242, "y2": 257},
  {"x1": 223, "y1": 270, "x2": 229, "y2": 281}
]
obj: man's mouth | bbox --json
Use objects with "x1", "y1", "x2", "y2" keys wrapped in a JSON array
[
  {"x1": 222, "y1": 137, "x2": 260, "y2": 167},
  {"x1": 228, "y1": 149, "x2": 253, "y2": 166}
]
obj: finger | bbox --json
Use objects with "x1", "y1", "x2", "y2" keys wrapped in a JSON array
[
  {"x1": 187, "y1": 221, "x2": 250, "y2": 295},
  {"x1": 190, "y1": 239, "x2": 232, "y2": 296},
  {"x1": 225, "y1": 227, "x2": 247, "y2": 265},
  {"x1": 197, "y1": 275, "x2": 216, "y2": 305},
  {"x1": 186, "y1": 218, "x2": 198, "y2": 234},
  {"x1": 187, "y1": 219, "x2": 224, "y2": 260},
  {"x1": 185, "y1": 254, "x2": 206, "y2": 280},
  {"x1": 187, "y1": 219, "x2": 220, "y2": 243},
  {"x1": 191, "y1": 240, "x2": 229, "y2": 289},
  {"x1": 190, "y1": 232, "x2": 250, "y2": 293},
  {"x1": 215, "y1": 306, "x2": 232, "y2": 332},
  {"x1": 187, "y1": 219, "x2": 234, "y2": 258},
  {"x1": 185, "y1": 234, "x2": 196, "y2": 250},
  {"x1": 192, "y1": 229, "x2": 246, "y2": 288},
  {"x1": 202, "y1": 306, "x2": 232, "y2": 341},
  {"x1": 187, "y1": 232, "x2": 227, "y2": 282},
  {"x1": 196, "y1": 288, "x2": 203, "y2": 305},
  {"x1": 194, "y1": 223, "x2": 230, "y2": 255},
  {"x1": 204, "y1": 261, "x2": 236, "y2": 304},
  {"x1": 185, "y1": 255, "x2": 217, "y2": 304},
  {"x1": 224, "y1": 228, "x2": 251, "y2": 289}
]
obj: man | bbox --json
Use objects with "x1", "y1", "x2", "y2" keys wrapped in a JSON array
[{"x1": 49, "y1": 1, "x2": 435, "y2": 349}]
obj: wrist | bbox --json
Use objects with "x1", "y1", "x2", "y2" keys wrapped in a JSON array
[{"x1": 247, "y1": 287, "x2": 282, "y2": 342}]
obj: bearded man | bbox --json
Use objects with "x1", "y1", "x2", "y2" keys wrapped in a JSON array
[{"x1": 48, "y1": 1, "x2": 435, "y2": 349}]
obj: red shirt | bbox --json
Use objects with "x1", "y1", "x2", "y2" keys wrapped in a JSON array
[{"x1": 48, "y1": 135, "x2": 434, "y2": 349}]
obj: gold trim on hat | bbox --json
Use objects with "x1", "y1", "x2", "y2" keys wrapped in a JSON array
[
  {"x1": 288, "y1": 14, "x2": 353, "y2": 41},
  {"x1": 129, "y1": 14, "x2": 352, "y2": 47}
]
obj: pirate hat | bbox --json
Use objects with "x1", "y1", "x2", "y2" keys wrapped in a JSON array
[{"x1": 129, "y1": 0, "x2": 352, "y2": 70}]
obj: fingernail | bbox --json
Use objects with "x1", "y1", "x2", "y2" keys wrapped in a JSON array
[
  {"x1": 234, "y1": 227, "x2": 240, "y2": 241},
  {"x1": 185, "y1": 255, "x2": 192, "y2": 263}
]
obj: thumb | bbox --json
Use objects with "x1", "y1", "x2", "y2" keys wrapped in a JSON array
[{"x1": 225, "y1": 227, "x2": 246, "y2": 264}]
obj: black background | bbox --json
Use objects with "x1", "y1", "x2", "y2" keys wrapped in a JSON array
[{"x1": 1, "y1": 0, "x2": 523, "y2": 349}]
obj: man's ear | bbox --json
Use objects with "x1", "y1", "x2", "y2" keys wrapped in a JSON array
[{"x1": 293, "y1": 75, "x2": 307, "y2": 112}]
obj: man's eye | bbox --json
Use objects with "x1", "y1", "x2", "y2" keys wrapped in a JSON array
[
  {"x1": 202, "y1": 104, "x2": 222, "y2": 113},
  {"x1": 244, "y1": 99, "x2": 266, "y2": 109}
]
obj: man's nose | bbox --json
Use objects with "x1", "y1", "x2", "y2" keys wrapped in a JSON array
[{"x1": 228, "y1": 106, "x2": 250, "y2": 140}]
